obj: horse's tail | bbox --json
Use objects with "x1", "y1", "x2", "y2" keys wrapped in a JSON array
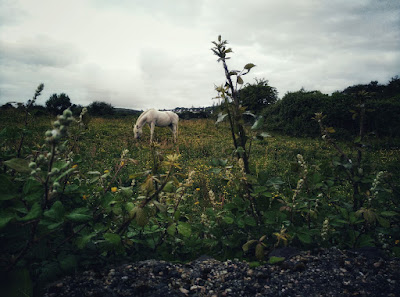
[{"x1": 175, "y1": 114, "x2": 179, "y2": 142}]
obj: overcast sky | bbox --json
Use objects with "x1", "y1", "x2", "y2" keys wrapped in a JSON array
[{"x1": 1, "y1": 0, "x2": 399, "y2": 110}]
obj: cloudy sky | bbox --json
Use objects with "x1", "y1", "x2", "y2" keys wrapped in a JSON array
[{"x1": 1, "y1": 0, "x2": 399, "y2": 110}]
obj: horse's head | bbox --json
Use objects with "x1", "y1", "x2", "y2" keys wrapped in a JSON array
[{"x1": 133, "y1": 125, "x2": 142, "y2": 139}]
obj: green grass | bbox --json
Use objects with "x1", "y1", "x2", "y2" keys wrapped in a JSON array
[{"x1": 1, "y1": 109, "x2": 399, "y2": 295}]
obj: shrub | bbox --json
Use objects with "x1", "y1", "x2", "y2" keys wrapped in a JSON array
[{"x1": 87, "y1": 101, "x2": 115, "y2": 116}]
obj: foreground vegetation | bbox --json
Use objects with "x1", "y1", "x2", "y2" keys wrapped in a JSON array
[
  {"x1": 0, "y1": 105, "x2": 399, "y2": 295},
  {"x1": 1, "y1": 36, "x2": 399, "y2": 296}
]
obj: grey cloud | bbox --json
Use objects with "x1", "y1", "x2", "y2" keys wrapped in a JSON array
[
  {"x1": 0, "y1": 0, "x2": 26, "y2": 27},
  {"x1": 0, "y1": 37, "x2": 83, "y2": 68},
  {"x1": 1, "y1": 0, "x2": 399, "y2": 109}
]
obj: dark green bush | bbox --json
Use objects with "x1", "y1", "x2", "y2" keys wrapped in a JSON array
[{"x1": 87, "y1": 101, "x2": 115, "y2": 116}]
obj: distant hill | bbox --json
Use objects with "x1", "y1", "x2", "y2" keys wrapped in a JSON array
[{"x1": 114, "y1": 108, "x2": 142, "y2": 116}]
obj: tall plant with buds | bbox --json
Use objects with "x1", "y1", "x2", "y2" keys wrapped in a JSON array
[
  {"x1": 17, "y1": 83, "x2": 44, "y2": 157},
  {"x1": 212, "y1": 35, "x2": 259, "y2": 174}
]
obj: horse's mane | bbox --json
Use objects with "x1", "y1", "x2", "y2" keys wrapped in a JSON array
[{"x1": 136, "y1": 109, "x2": 155, "y2": 125}]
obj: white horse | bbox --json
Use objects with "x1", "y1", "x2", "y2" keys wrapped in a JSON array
[{"x1": 133, "y1": 109, "x2": 179, "y2": 143}]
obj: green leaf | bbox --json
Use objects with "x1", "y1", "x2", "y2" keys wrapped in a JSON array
[
  {"x1": 296, "y1": 232, "x2": 312, "y2": 244},
  {"x1": 244, "y1": 63, "x2": 256, "y2": 70},
  {"x1": 237, "y1": 217, "x2": 245, "y2": 228},
  {"x1": 265, "y1": 177, "x2": 285, "y2": 187},
  {"x1": 0, "y1": 213, "x2": 14, "y2": 229},
  {"x1": 153, "y1": 201, "x2": 167, "y2": 213},
  {"x1": 66, "y1": 208, "x2": 91, "y2": 222},
  {"x1": 0, "y1": 174, "x2": 18, "y2": 200},
  {"x1": 177, "y1": 222, "x2": 192, "y2": 237},
  {"x1": 210, "y1": 158, "x2": 228, "y2": 167},
  {"x1": 248, "y1": 261, "x2": 261, "y2": 268},
  {"x1": 87, "y1": 171, "x2": 101, "y2": 175},
  {"x1": 19, "y1": 202, "x2": 42, "y2": 222},
  {"x1": 54, "y1": 167, "x2": 76, "y2": 183},
  {"x1": 251, "y1": 116, "x2": 264, "y2": 130},
  {"x1": 209, "y1": 168, "x2": 222, "y2": 174},
  {"x1": 243, "y1": 111, "x2": 256, "y2": 117},
  {"x1": 104, "y1": 233, "x2": 121, "y2": 245},
  {"x1": 268, "y1": 256, "x2": 285, "y2": 264},
  {"x1": 224, "y1": 48, "x2": 232, "y2": 54},
  {"x1": 380, "y1": 211, "x2": 398, "y2": 217},
  {"x1": 135, "y1": 207, "x2": 149, "y2": 227},
  {"x1": 235, "y1": 146, "x2": 245, "y2": 154},
  {"x1": 4, "y1": 158, "x2": 31, "y2": 173},
  {"x1": 23, "y1": 178, "x2": 43, "y2": 202},
  {"x1": 76, "y1": 233, "x2": 96, "y2": 249},
  {"x1": 377, "y1": 216, "x2": 390, "y2": 228},
  {"x1": 242, "y1": 240, "x2": 257, "y2": 252},
  {"x1": 223, "y1": 216, "x2": 234, "y2": 224},
  {"x1": 163, "y1": 181, "x2": 175, "y2": 193},
  {"x1": 237, "y1": 76, "x2": 244, "y2": 85},
  {"x1": 167, "y1": 223, "x2": 177, "y2": 236},
  {"x1": 215, "y1": 112, "x2": 228, "y2": 124},
  {"x1": 47, "y1": 222, "x2": 63, "y2": 230},
  {"x1": 259, "y1": 132, "x2": 271, "y2": 138},
  {"x1": 326, "y1": 127, "x2": 335, "y2": 133},
  {"x1": 255, "y1": 243, "x2": 264, "y2": 260},
  {"x1": 244, "y1": 216, "x2": 257, "y2": 226},
  {"x1": 44, "y1": 201, "x2": 65, "y2": 221},
  {"x1": 340, "y1": 208, "x2": 349, "y2": 219}
]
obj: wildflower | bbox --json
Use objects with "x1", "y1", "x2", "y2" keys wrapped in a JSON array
[
  {"x1": 321, "y1": 218, "x2": 329, "y2": 240},
  {"x1": 72, "y1": 164, "x2": 78, "y2": 169},
  {"x1": 120, "y1": 149, "x2": 129, "y2": 159},
  {"x1": 238, "y1": 158, "x2": 245, "y2": 173},
  {"x1": 208, "y1": 190, "x2": 216, "y2": 204},
  {"x1": 196, "y1": 188, "x2": 200, "y2": 191},
  {"x1": 194, "y1": 201, "x2": 200, "y2": 205},
  {"x1": 111, "y1": 187, "x2": 118, "y2": 193},
  {"x1": 370, "y1": 171, "x2": 386, "y2": 198},
  {"x1": 120, "y1": 161, "x2": 125, "y2": 166},
  {"x1": 185, "y1": 170, "x2": 196, "y2": 186},
  {"x1": 104, "y1": 170, "x2": 109, "y2": 173}
]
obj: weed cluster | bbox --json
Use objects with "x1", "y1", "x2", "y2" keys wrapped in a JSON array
[{"x1": 0, "y1": 69, "x2": 399, "y2": 295}]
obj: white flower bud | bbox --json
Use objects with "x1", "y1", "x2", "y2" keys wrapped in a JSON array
[{"x1": 63, "y1": 109, "x2": 72, "y2": 118}]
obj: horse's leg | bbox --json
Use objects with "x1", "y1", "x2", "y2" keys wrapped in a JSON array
[
  {"x1": 150, "y1": 122, "x2": 155, "y2": 143},
  {"x1": 175, "y1": 123, "x2": 178, "y2": 142},
  {"x1": 169, "y1": 125, "x2": 176, "y2": 143},
  {"x1": 172, "y1": 124, "x2": 178, "y2": 143}
]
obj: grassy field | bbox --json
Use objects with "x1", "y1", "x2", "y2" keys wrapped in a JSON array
[{"x1": 1, "y1": 109, "x2": 399, "y2": 294}]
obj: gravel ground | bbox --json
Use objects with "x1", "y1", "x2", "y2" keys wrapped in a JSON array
[{"x1": 44, "y1": 247, "x2": 399, "y2": 297}]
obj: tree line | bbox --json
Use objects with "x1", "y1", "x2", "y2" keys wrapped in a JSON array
[
  {"x1": 261, "y1": 76, "x2": 400, "y2": 139},
  {"x1": 2, "y1": 75, "x2": 399, "y2": 137}
]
